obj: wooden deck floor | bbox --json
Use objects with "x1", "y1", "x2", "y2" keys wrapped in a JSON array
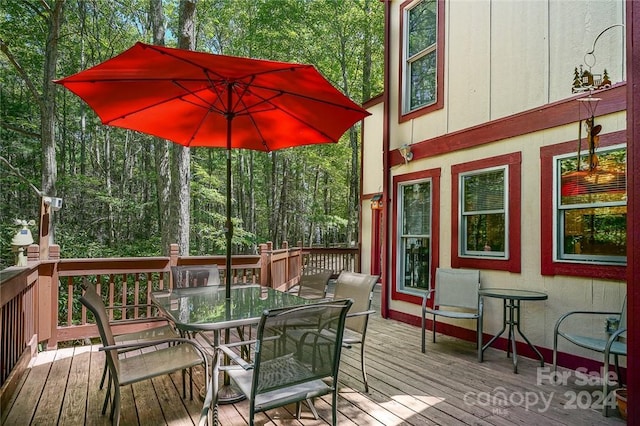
[{"x1": 2, "y1": 285, "x2": 626, "y2": 425}]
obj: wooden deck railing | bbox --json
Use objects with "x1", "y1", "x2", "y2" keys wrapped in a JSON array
[
  {"x1": 0, "y1": 265, "x2": 39, "y2": 410},
  {"x1": 0, "y1": 241, "x2": 359, "y2": 412}
]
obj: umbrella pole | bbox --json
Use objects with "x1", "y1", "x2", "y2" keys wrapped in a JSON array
[
  {"x1": 225, "y1": 86, "x2": 234, "y2": 301},
  {"x1": 225, "y1": 137, "x2": 233, "y2": 301}
]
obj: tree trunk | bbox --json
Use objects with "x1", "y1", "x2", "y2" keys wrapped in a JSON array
[
  {"x1": 149, "y1": 0, "x2": 172, "y2": 255},
  {"x1": 40, "y1": 0, "x2": 64, "y2": 257},
  {"x1": 172, "y1": 0, "x2": 197, "y2": 256}
]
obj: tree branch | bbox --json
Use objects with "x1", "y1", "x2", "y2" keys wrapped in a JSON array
[
  {"x1": 0, "y1": 155, "x2": 43, "y2": 197},
  {"x1": 0, "y1": 38, "x2": 44, "y2": 110},
  {"x1": 0, "y1": 119, "x2": 41, "y2": 139}
]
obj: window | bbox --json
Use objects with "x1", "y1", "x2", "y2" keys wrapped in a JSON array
[
  {"x1": 401, "y1": 0, "x2": 444, "y2": 118},
  {"x1": 451, "y1": 152, "x2": 521, "y2": 272},
  {"x1": 554, "y1": 145, "x2": 627, "y2": 264},
  {"x1": 540, "y1": 130, "x2": 625, "y2": 280},
  {"x1": 399, "y1": 180, "x2": 432, "y2": 293},
  {"x1": 460, "y1": 167, "x2": 507, "y2": 258},
  {"x1": 392, "y1": 168, "x2": 441, "y2": 304}
]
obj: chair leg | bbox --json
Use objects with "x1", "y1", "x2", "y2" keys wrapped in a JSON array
[
  {"x1": 99, "y1": 362, "x2": 108, "y2": 389},
  {"x1": 360, "y1": 343, "x2": 369, "y2": 393},
  {"x1": 421, "y1": 309, "x2": 426, "y2": 353},
  {"x1": 296, "y1": 398, "x2": 319, "y2": 420},
  {"x1": 113, "y1": 387, "x2": 121, "y2": 426},
  {"x1": 477, "y1": 322, "x2": 483, "y2": 363},
  {"x1": 182, "y1": 369, "x2": 187, "y2": 398},
  {"x1": 603, "y1": 354, "x2": 610, "y2": 416},
  {"x1": 102, "y1": 377, "x2": 112, "y2": 415},
  {"x1": 432, "y1": 316, "x2": 437, "y2": 343},
  {"x1": 332, "y1": 389, "x2": 338, "y2": 426}
]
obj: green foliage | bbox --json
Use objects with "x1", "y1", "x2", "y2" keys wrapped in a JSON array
[{"x1": 0, "y1": 0, "x2": 384, "y2": 266}]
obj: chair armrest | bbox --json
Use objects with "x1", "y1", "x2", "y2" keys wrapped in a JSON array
[
  {"x1": 347, "y1": 309, "x2": 375, "y2": 319},
  {"x1": 104, "y1": 303, "x2": 159, "y2": 310},
  {"x1": 101, "y1": 337, "x2": 203, "y2": 353},
  {"x1": 554, "y1": 310, "x2": 620, "y2": 334},
  {"x1": 109, "y1": 316, "x2": 170, "y2": 326},
  {"x1": 609, "y1": 326, "x2": 627, "y2": 341},
  {"x1": 218, "y1": 343, "x2": 253, "y2": 370},
  {"x1": 422, "y1": 290, "x2": 435, "y2": 310}
]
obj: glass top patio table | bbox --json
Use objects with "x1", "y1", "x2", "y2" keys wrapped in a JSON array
[
  {"x1": 151, "y1": 284, "x2": 313, "y2": 333},
  {"x1": 152, "y1": 284, "x2": 314, "y2": 404}
]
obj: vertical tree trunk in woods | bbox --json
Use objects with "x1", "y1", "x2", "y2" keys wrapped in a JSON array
[
  {"x1": 149, "y1": 0, "x2": 172, "y2": 255},
  {"x1": 278, "y1": 158, "x2": 289, "y2": 243},
  {"x1": 172, "y1": 0, "x2": 197, "y2": 255},
  {"x1": 41, "y1": 0, "x2": 64, "y2": 257}
]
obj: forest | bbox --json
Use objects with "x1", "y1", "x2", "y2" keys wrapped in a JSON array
[{"x1": 0, "y1": 0, "x2": 384, "y2": 269}]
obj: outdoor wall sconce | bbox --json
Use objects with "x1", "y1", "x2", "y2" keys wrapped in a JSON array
[
  {"x1": 371, "y1": 194, "x2": 383, "y2": 210},
  {"x1": 399, "y1": 144, "x2": 414, "y2": 163}
]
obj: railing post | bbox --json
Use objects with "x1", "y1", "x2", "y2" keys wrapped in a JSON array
[
  {"x1": 169, "y1": 244, "x2": 179, "y2": 288},
  {"x1": 259, "y1": 243, "x2": 269, "y2": 286},
  {"x1": 27, "y1": 244, "x2": 40, "y2": 262},
  {"x1": 45, "y1": 244, "x2": 60, "y2": 349},
  {"x1": 49, "y1": 245, "x2": 60, "y2": 260}
]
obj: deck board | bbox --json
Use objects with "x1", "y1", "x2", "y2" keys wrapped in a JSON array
[{"x1": 2, "y1": 285, "x2": 627, "y2": 425}]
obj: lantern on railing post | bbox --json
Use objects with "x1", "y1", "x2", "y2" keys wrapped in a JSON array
[{"x1": 11, "y1": 219, "x2": 35, "y2": 266}]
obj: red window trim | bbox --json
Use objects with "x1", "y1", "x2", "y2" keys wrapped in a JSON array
[
  {"x1": 451, "y1": 152, "x2": 522, "y2": 272},
  {"x1": 398, "y1": 0, "x2": 445, "y2": 122},
  {"x1": 391, "y1": 168, "x2": 441, "y2": 305},
  {"x1": 540, "y1": 130, "x2": 626, "y2": 280}
]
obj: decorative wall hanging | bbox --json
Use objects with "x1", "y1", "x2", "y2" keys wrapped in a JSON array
[
  {"x1": 576, "y1": 95, "x2": 601, "y2": 173},
  {"x1": 571, "y1": 24, "x2": 623, "y2": 93}
]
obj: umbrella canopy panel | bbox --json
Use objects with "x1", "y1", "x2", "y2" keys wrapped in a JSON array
[{"x1": 55, "y1": 42, "x2": 369, "y2": 151}]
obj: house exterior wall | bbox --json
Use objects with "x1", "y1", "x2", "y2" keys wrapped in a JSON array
[
  {"x1": 360, "y1": 99, "x2": 385, "y2": 276},
  {"x1": 361, "y1": 0, "x2": 628, "y2": 367}
]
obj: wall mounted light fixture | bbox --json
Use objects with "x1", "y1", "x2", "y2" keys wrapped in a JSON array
[
  {"x1": 399, "y1": 144, "x2": 413, "y2": 163},
  {"x1": 370, "y1": 194, "x2": 383, "y2": 210}
]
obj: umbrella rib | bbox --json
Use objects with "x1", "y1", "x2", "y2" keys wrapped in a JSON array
[
  {"x1": 241, "y1": 82, "x2": 366, "y2": 113},
  {"x1": 144, "y1": 43, "x2": 311, "y2": 82}
]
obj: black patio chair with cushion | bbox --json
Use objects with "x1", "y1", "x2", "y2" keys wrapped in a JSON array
[
  {"x1": 80, "y1": 283, "x2": 210, "y2": 426},
  {"x1": 200, "y1": 299, "x2": 353, "y2": 426},
  {"x1": 553, "y1": 296, "x2": 627, "y2": 416},
  {"x1": 421, "y1": 268, "x2": 482, "y2": 361}
]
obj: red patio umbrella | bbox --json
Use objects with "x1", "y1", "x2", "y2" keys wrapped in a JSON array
[{"x1": 56, "y1": 42, "x2": 370, "y2": 299}]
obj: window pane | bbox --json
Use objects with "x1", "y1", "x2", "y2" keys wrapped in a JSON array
[
  {"x1": 402, "y1": 237, "x2": 430, "y2": 290},
  {"x1": 463, "y1": 170, "x2": 505, "y2": 212},
  {"x1": 410, "y1": 51, "x2": 436, "y2": 110},
  {"x1": 403, "y1": 182, "x2": 431, "y2": 235},
  {"x1": 562, "y1": 206, "x2": 627, "y2": 258},
  {"x1": 464, "y1": 213, "x2": 506, "y2": 253},
  {"x1": 408, "y1": 0, "x2": 437, "y2": 57},
  {"x1": 400, "y1": 180, "x2": 431, "y2": 292},
  {"x1": 560, "y1": 149, "x2": 627, "y2": 206}
]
